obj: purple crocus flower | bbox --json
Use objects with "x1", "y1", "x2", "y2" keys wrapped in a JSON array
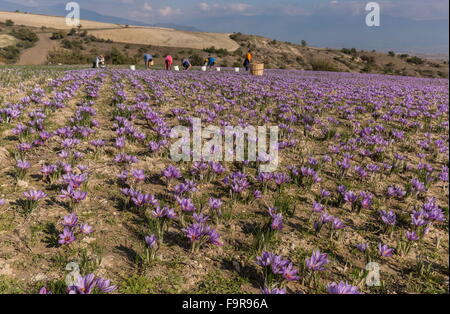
[
  {"x1": 312, "y1": 202, "x2": 325, "y2": 213},
  {"x1": 39, "y1": 287, "x2": 52, "y2": 294},
  {"x1": 270, "y1": 213, "x2": 284, "y2": 231},
  {"x1": 320, "y1": 189, "x2": 331, "y2": 199},
  {"x1": 282, "y1": 263, "x2": 300, "y2": 281},
  {"x1": 261, "y1": 287, "x2": 286, "y2": 294},
  {"x1": 58, "y1": 227, "x2": 76, "y2": 245},
  {"x1": 69, "y1": 274, "x2": 96, "y2": 294},
  {"x1": 131, "y1": 169, "x2": 147, "y2": 182},
  {"x1": 253, "y1": 190, "x2": 263, "y2": 199},
  {"x1": 79, "y1": 223, "x2": 94, "y2": 235},
  {"x1": 193, "y1": 213, "x2": 209, "y2": 224},
  {"x1": 162, "y1": 165, "x2": 182, "y2": 181},
  {"x1": 406, "y1": 231, "x2": 420, "y2": 241},
  {"x1": 72, "y1": 190, "x2": 87, "y2": 203},
  {"x1": 41, "y1": 164, "x2": 57, "y2": 177},
  {"x1": 344, "y1": 191, "x2": 358, "y2": 204},
  {"x1": 206, "y1": 228, "x2": 223, "y2": 246},
  {"x1": 378, "y1": 243, "x2": 394, "y2": 257},
  {"x1": 256, "y1": 251, "x2": 274, "y2": 267},
  {"x1": 306, "y1": 250, "x2": 329, "y2": 271},
  {"x1": 23, "y1": 190, "x2": 47, "y2": 201},
  {"x1": 411, "y1": 211, "x2": 427, "y2": 227},
  {"x1": 356, "y1": 243, "x2": 369, "y2": 252},
  {"x1": 332, "y1": 217, "x2": 345, "y2": 230},
  {"x1": 387, "y1": 186, "x2": 406, "y2": 198},
  {"x1": 327, "y1": 282, "x2": 361, "y2": 294},
  {"x1": 182, "y1": 223, "x2": 205, "y2": 243},
  {"x1": 145, "y1": 234, "x2": 158, "y2": 248},
  {"x1": 178, "y1": 198, "x2": 197, "y2": 212},
  {"x1": 95, "y1": 278, "x2": 117, "y2": 293},
  {"x1": 411, "y1": 178, "x2": 426, "y2": 193},
  {"x1": 208, "y1": 198, "x2": 223, "y2": 210},
  {"x1": 16, "y1": 159, "x2": 31, "y2": 170},
  {"x1": 62, "y1": 213, "x2": 79, "y2": 228},
  {"x1": 379, "y1": 210, "x2": 397, "y2": 226}
]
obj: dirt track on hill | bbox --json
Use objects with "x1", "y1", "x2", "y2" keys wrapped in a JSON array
[{"x1": 17, "y1": 33, "x2": 59, "y2": 65}]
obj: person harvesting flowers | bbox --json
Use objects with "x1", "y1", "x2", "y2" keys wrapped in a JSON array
[
  {"x1": 244, "y1": 49, "x2": 253, "y2": 71},
  {"x1": 165, "y1": 55, "x2": 173, "y2": 70}
]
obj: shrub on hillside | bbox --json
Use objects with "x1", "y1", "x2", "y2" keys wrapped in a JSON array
[
  {"x1": 203, "y1": 46, "x2": 229, "y2": 57},
  {"x1": 62, "y1": 39, "x2": 84, "y2": 50},
  {"x1": 406, "y1": 56, "x2": 424, "y2": 65},
  {"x1": 0, "y1": 45, "x2": 21, "y2": 63},
  {"x1": 361, "y1": 55, "x2": 375, "y2": 64},
  {"x1": 10, "y1": 28, "x2": 38, "y2": 43},
  {"x1": 190, "y1": 54, "x2": 204, "y2": 66},
  {"x1": 51, "y1": 31, "x2": 66, "y2": 40},
  {"x1": 47, "y1": 49, "x2": 90, "y2": 64},
  {"x1": 229, "y1": 32, "x2": 243, "y2": 41},
  {"x1": 106, "y1": 47, "x2": 136, "y2": 64},
  {"x1": 5, "y1": 19, "x2": 14, "y2": 27},
  {"x1": 310, "y1": 59, "x2": 339, "y2": 72},
  {"x1": 341, "y1": 48, "x2": 358, "y2": 56}
]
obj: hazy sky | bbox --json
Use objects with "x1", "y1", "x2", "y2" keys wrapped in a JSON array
[{"x1": 9, "y1": 0, "x2": 450, "y2": 23}]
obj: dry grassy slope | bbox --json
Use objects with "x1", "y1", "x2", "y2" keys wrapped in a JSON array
[
  {"x1": 88, "y1": 28, "x2": 239, "y2": 51},
  {"x1": 0, "y1": 11, "x2": 121, "y2": 30},
  {"x1": 230, "y1": 34, "x2": 449, "y2": 78},
  {"x1": 0, "y1": 11, "x2": 239, "y2": 51},
  {"x1": 0, "y1": 34, "x2": 16, "y2": 48}
]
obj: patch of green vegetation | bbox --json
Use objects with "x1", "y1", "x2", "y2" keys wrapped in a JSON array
[
  {"x1": 33, "y1": 279, "x2": 67, "y2": 294},
  {"x1": 0, "y1": 211, "x2": 15, "y2": 232},
  {"x1": 274, "y1": 192, "x2": 296, "y2": 217},
  {"x1": 119, "y1": 274, "x2": 156, "y2": 294},
  {"x1": 196, "y1": 271, "x2": 249, "y2": 294},
  {"x1": 0, "y1": 275, "x2": 23, "y2": 294}
]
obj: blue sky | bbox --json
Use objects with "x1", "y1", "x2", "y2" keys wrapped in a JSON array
[{"x1": 9, "y1": 0, "x2": 450, "y2": 23}]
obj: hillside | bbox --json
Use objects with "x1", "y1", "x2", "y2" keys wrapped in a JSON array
[
  {"x1": 0, "y1": 11, "x2": 448, "y2": 78},
  {"x1": 0, "y1": 11, "x2": 239, "y2": 51}
]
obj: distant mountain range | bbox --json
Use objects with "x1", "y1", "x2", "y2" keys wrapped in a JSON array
[{"x1": 0, "y1": 0, "x2": 202, "y2": 32}]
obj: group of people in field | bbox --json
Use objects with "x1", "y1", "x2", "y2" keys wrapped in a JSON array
[{"x1": 93, "y1": 49, "x2": 253, "y2": 71}]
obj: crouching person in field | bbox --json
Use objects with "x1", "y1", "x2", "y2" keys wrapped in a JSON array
[
  {"x1": 182, "y1": 58, "x2": 192, "y2": 70},
  {"x1": 144, "y1": 54, "x2": 153, "y2": 69},
  {"x1": 165, "y1": 55, "x2": 173, "y2": 70},
  {"x1": 93, "y1": 55, "x2": 105, "y2": 68}
]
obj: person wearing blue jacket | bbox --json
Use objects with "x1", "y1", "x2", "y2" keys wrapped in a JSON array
[
  {"x1": 207, "y1": 55, "x2": 216, "y2": 69},
  {"x1": 144, "y1": 54, "x2": 153, "y2": 69}
]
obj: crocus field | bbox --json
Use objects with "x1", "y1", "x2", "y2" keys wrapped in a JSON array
[{"x1": 0, "y1": 67, "x2": 448, "y2": 294}]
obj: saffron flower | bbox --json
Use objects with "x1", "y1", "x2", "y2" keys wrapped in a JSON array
[
  {"x1": 58, "y1": 227, "x2": 76, "y2": 245},
  {"x1": 378, "y1": 243, "x2": 395, "y2": 257},
  {"x1": 327, "y1": 282, "x2": 361, "y2": 294},
  {"x1": 306, "y1": 250, "x2": 329, "y2": 271}
]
